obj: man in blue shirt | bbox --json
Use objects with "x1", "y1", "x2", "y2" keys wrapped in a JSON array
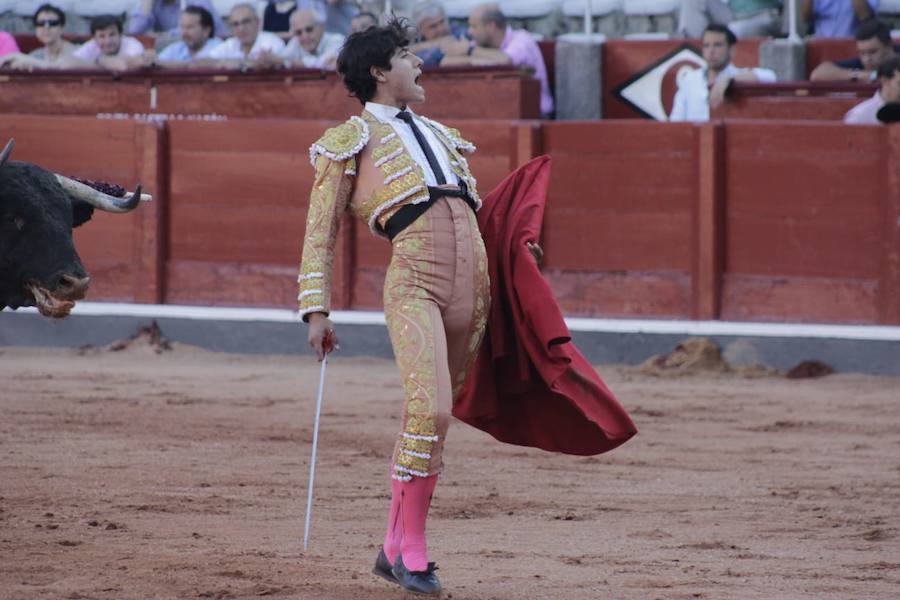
[
  {"x1": 157, "y1": 6, "x2": 222, "y2": 64},
  {"x1": 800, "y1": 0, "x2": 877, "y2": 37}
]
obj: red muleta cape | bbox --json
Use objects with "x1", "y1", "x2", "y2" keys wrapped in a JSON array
[{"x1": 453, "y1": 155, "x2": 637, "y2": 455}]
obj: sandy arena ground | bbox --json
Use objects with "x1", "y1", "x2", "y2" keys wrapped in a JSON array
[{"x1": 1, "y1": 339, "x2": 899, "y2": 600}]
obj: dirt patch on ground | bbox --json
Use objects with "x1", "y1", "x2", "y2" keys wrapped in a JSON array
[{"x1": 1, "y1": 345, "x2": 898, "y2": 599}]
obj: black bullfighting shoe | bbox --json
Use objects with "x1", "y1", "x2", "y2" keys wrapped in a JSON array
[
  {"x1": 373, "y1": 548, "x2": 397, "y2": 584},
  {"x1": 391, "y1": 555, "x2": 442, "y2": 595}
]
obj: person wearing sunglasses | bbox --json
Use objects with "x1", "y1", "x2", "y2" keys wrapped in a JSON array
[
  {"x1": 280, "y1": 8, "x2": 344, "y2": 69},
  {"x1": 29, "y1": 4, "x2": 77, "y2": 65}
]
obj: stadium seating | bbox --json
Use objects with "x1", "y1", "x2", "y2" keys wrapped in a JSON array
[{"x1": 623, "y1": 0, "x2": 679, "y2": 35}]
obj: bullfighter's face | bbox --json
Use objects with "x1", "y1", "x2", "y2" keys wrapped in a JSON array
[{"x1": 376, "y1": 46, "x2": 425, "y2": 107}]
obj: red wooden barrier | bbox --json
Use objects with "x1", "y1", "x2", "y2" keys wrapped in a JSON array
[
  {"x1": 0, "y1": 67, "x2": 540, "y2": 120},
  {"x1": 721, "y1": 120, "x2": 895, "y2": 324},
  {"x1": 714, "y1": 81, "x2": 877, "y2": 121},
  {"x1": 0, "y1": 114, "x2": 165, "y2": 303},
  {"x1": 3, "y1": 115, "x2": 897, "y2": 325}
]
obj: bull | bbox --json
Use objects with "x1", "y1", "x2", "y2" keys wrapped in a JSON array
[{"x1": 0, "y1": 139, "x2": 150, "y2": 318}]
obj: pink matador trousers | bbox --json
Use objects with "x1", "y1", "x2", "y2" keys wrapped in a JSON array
[{"x1": 383, "y1": 195, "x2": 490, "y2": 481}]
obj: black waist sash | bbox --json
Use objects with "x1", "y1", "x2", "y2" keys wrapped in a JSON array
[{"x1": 383, "y1": 181, "x2": 477, "y2": 241}]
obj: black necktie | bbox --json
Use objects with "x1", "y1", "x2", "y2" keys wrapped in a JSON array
[{"x1": 395, "y1": 110, "x2": 447, "y2": 185}]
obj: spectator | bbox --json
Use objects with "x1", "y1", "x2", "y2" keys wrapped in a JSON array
[
  {"x1": 281, "y1": 8, "x2": 344, "y2": 68},
  {"x1": 263, "y1": 0, "x2": 299, "y2": 41},
  {"x1": 844, "y1": 56, "x2": 900, "y2": 123},
  {"x1": 0, "y1": 4, "x2": 77, "y2": 70},
  {"x1": 0, "y1": 32, "x2": 20, "y2": 58},
  {"x1": 678, "y1": 0, "x2": 782, "y2": 38},
  {"x1": 157, "y1": 6, "x2": 222, "y2": 63},
  {"x1": 670, "y1": 24, "x2": 776, "y2": 121},
  {"x1": 71, "y1": 14, "x2": 148, "y2": 71},
  {"x1": 410, "y1": 1, "x2": 471, "y2": 66},
  {"x1": 208, "y1": 3, "x2": 285, "y2": 65},
  {"x1": 29, "y1": 4, "x2": 77, "y2": 63},
  {"x1": 811, "y1": 19, "x2": 898, "y2": 81},
  {"x1": 350, "y1": 11, "x2": 378, "y2": 33},
  {"x1": 800, "y1": 0, "x2": 876, "y2": 38},
  {"x1": 447, "y1": 3, "x2": 554, "y2": 117},
  {"x1": 128, "y1": 0, "x2": 226, "y2": 38}
]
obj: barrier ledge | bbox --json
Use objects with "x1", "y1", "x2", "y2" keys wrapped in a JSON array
[{"x1": 2, "y1": 303, "x2": 899, "y2": 376}]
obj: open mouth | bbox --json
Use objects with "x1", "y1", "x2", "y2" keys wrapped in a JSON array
[{"x1": 25, "y1": 282, "x2": 77, "y2": 319}]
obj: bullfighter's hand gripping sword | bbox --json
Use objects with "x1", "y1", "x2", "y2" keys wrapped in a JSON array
[{"x1": 303, "y1": 332, "x2": 332, "y2": 551}]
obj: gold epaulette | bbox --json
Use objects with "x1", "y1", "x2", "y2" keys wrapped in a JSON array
[{"x1": 308, "y1": 116, "x2": 369, "y2": 166}]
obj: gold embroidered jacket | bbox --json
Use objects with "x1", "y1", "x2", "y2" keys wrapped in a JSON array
[{"x1": 297, "y1": 110, "x2": 480, "y2": 320}]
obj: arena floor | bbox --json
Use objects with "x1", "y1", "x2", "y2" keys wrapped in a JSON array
[{"x1": 1, "y1": 340, "x2": 898, "y2": 599}]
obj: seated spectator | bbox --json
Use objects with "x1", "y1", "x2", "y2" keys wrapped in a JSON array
[
  {"x1": 678, "y1": 0, "x2": 782, "y2": 38},
  {"x1": 800, "y1": 0, "x2": 875, "y2": 38},
  {"x1": 670, "y1": 24, "x2": 776, "y2": 121},
  {"x1": 444, "y1": 3, "x2": 554, "y2": 117},
  {"x1": 157, "y1": 6, "x2": 222, "y2": 63},
  {"x1": 128, "y1": 0, "x2": 226, "y2": 39},
  {"x1": 208, "y1": 3, "x2": 285, "y2": 66},
  {"x1": 71, "y1": 14, "x2": 148, "y2": 71},
  {"x1": 410, "y1": 1, "x2": 471, "y2": 67},
  {"x1": 0, "y1": 4, "x2": 77, "y2": 70},
  {"x1": 350, "y1": 11, "x2": 378, "y2": 33},
  {"x1": 281, "y1": 8, "x2": 344, "y2": 69},
  {"x1": 844, "y1": 56, "x2": 900, "y2": 123},
  {"x1": 0, "y1": 32, "x2": 20, "y2": 58},
  {"x1": 29, "y1": 4, "x2": 77, "y2": 63},
  {"x1": 811, "y1": 19, "x2": 898, "y2": 81},
  {"x1": 264, "y1": 0, "x2": 299, "y2": 41},
  {"x1": 318, "y1": 0, "x2": 359, "y2": 35}
]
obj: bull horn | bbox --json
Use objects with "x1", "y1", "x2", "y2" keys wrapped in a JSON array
[
  {"x1": 54, "y1": 175, "x2": 151, "y2": 213},
  {"x1": 0, "y1": 139, "x2": 13, "y2": 168}
]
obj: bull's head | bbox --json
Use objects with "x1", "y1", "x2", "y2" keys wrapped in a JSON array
[{"x1": 0, "y1": 139, "x2": 149, "y2": 318}]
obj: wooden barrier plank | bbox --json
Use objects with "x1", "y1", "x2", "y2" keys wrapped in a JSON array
[
  {"x1": 721, "y1": 121, "x2": 884, "y2": 323},
  {"x1": 693, "y1": 122, "x2": 724, "y2": 320},
  {"x1": 880, "y1": 127, "x2": 900, "y2": 325},
  {"x1": 805, "y1": 38, "x2": 857, "y2": 77},
  {"x1": 725, "y1": 122, "x2": 882, "y2": 279}
]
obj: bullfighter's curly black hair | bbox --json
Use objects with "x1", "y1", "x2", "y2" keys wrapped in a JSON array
[{"x1": 337, "y1": 16, "x2": 412, "y2": 106}]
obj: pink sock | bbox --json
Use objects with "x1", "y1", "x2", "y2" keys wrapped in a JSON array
[
  {"x1": 399, "y1": 475, "x2": 438, "y2": 572},
  {"x1": 382, "y1": 478, "x2": 403, "y2": 562}
]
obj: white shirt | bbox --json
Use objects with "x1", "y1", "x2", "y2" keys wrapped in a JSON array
[
  {"x1": 282, "y1": 31, "x2": 345, "y2": 69},
  {"x1": 364, "y1": 102, "x2": 459, "y2": 187},
  {"x1": 72, "y1": 36, "x2": 145, "y2": 61},
  {"x1": 843, "y1": 91, "x2": 886, "y2": 125},
  {"x1": 669, "y1": 63, "x2": 777, "y2": 122},
  {"x1": 209, "y1": 31, "x2": 285, "y2": 60}
]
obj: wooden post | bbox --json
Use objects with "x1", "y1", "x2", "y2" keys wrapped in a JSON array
[
  {"x1": 879, "y1": 126, "x2": 900, "y2": 324},
  {"x1": 132, "y1": 121, "x2": 167, "y2": 304},
  {"x1": 693, "y1": 122, "x2": 725, "y2": 320}
]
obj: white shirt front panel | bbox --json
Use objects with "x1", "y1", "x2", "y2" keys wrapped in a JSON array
[
  {"x1": 209, "y1": 31, "x2": 285, "y2": 60},
  {"x1": 364, "y1": 102, "x2": 459, "y2": 187}
]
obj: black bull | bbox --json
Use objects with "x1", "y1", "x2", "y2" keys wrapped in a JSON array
[{"x1": 0, "y1": 139, "x2": 149, "y2": 318}]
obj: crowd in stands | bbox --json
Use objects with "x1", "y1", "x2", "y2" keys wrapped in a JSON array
[{"x1": 0, "y1": 1, "x2": 897, "y2": 123}]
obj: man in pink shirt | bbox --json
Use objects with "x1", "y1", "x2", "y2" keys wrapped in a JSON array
[
  {"x1": 844, "y1": 56, "x2": 900, "y2": 125},
  {"x1": 72, "y1": 14, "x2": 148, "y2": 71},
  {"x1": 0, "y1": 32, "x2": 21, "y2": 57},
  {"x1": 456, "y1": 3, "x2": 554, "y2": 117}
]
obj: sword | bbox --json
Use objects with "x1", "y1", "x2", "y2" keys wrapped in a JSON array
[{"x1": 303, "y1": 333, "x2": 332, "y2": 551}]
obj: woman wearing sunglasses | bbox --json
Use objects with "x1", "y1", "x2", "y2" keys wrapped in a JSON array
[{"x1": 0, "y1": 4, "x2": 75, "y2": 70}]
